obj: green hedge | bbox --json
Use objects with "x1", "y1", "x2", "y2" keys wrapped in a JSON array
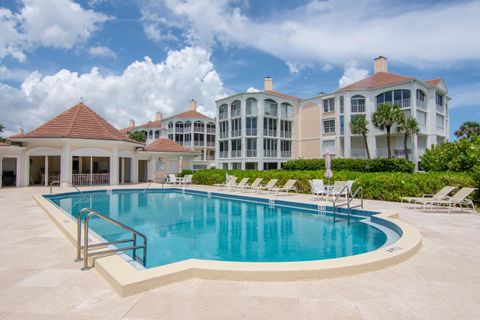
[
  {"x1": 282, "y1": 158, "x2": 415, "y2": 173},
  {"x1": 191, "y1": 169, "x2": 474, "y2": 202}
]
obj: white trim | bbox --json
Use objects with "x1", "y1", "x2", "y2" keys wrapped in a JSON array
[
  {"x1": 26, "y1": 147, "x2": 61, "y2": 156},
  {"x1": 72, "y1": 147, "x2": 111, "y2": 157}
]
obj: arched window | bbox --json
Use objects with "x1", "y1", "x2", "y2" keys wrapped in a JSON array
[
  {"x1": 184, "y1": 121, "x2": 192, "y2": 131},
  {"x1": 219, "y1": 104, "x2": 228, "y2": 120},
  {"x1": 246, "y1": 98, "x2": 257, "y2": 115},
  {"x1": 416, "y1": 89, "x2": 427, "y2": 109},
  {"x1": 175, "y1": 121, "x2": 184, "y2": 133},
  {"x1": 264, "y1": 99, "x2": 278, "y2": 117},
  {"x1": 207, "y1": 122, "x2": 215, "y2": 133},
  {"x1": 351, "y1": 95, "x2": 366, "y2": 113},
  {"x1": 194, "y1": 120, "x2": 204, "y2": 132},
  {"x1": 376, "y1": 90, "x2": 411, "y2": 108},
  {"x1": 280, "y1": 102, "x2": 293, "y2": 119},
  {"x1": 230, "y1": 100, "x2": 241, "y2": 117},
  {"x1": 168, "y1": 122, "x2": 174, "y2": 128}
]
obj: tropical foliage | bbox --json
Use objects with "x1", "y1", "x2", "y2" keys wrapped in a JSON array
[
  {"x1": 454, "y1": 121, "x2": 480, "y2": 139},
  {"x1": 350, "y1": 114, "x2": 371, "y2": 159},
  {"x1": 282, "y1": 158, "x2": 415, "y2": 172},
  {"x1": 396, "y1": 116, "x2": 420, "y2": 160},
  {"x1": 128, "y1": 130, "x2": 146, "y2": 143},
  {"x1": 372, "y1": 103, "x2": 403, "y2": 158}
]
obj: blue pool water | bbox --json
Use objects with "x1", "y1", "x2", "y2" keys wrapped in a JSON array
[{"x1": 47, "y1": 189, "x2": 393, "y2": 268}]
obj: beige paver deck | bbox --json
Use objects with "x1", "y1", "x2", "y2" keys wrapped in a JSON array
[{"x1": 0, "y1": 185, "x2": 479, "y2": 319}]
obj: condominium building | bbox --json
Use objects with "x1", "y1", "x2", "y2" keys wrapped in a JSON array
[
  {"x1": 215, "y1": 56, "x2": 450, "y2": 169},
  {"x1": 122, "y1": 100, "x2": 216, "y2": 169}
]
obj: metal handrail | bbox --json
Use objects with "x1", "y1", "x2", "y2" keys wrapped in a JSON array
[
  {"x1": 332, "y1": 185, "x2": 364, "y2": 216},
  {"x1": 143, "y1": 180, "x2": 153, "y2": 193},
  {"x1": 76, "y1": 208, "x2": 147, "y2": 270},
  {"x1": 332, "y1": 185, "x2": 350, "y2": 213},
  {"x1": 350, "y1": 186, "x2": 364, "y2": 209},
  {"x1": 50, "y1": 180, "x2": 82, "y2": 194}
]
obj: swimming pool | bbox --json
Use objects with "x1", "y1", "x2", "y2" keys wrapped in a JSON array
[{"x1": 47, "y1": 189, "x2": 399, "y2": 269}]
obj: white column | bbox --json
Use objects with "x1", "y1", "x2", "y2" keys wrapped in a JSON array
[
  {"x1": 44, "y1": 156, "x2": 49, "y2": 186},
  {"x1": 258, "y1": 97, "x2": 265, "y2": 170},
  {"x1": 411, "y1": 133, "x2": 418, "y2": 169},
  {"x1": 60, "y1": 144, "x2": 71, "y2": 187},
  {"x1": 0, "y1": 156, "x2": 3, "y2": 188},
  {"x1": 121, "y1": 157, "x2": 125, "y2": 184},
  {"x1": 110, "y1": 146, "x2": 119, "y2": 185},
  {"x1": 16, "y1": 155, "x2": 22, "y2": 187},
  {"x1": 344, "y1": 96, "x2": 352, "y2": 158},
  {"x1": 132, "y1": 158, "x2": 138, "y2": 183}
]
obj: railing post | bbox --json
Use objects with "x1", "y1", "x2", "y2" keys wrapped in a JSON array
[
  {"x1": 132, "y1": 234, "x2": 137, "y2": 261},
  {"x1": 81, "y1": 214, "x2": 91, "y2": 271}
]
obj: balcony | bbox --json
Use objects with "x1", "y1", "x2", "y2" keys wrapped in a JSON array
[
  {"x1": 219, "y1": 112, "x2": 228, "y2": 120},
  {"x1": 207, "y1": 128, "x2": 215, "y2": 134},
  {"x1": 219, "y1": 151, "x2": 228, "y2": 158},
  {"x1": 175, "y1": 127, "x2": 184, "y2": 133},
  {"x1": 263, "y1": 129, "x2": 277, "y2": 137},
  {"x1": 206, "y1": 141, "x2": 215, "y2": 147},
  {"x1": 231, "y1": 150, "x2": 242, "y2": 158},
  {"x1": 231, "y1": 110, "x2": 241, "y2": 118},
  {"x1": 194, "y1": 141, "x2": 205, "y2": 147},
  {"x1": 246, "y1": 128, "x2": 257, "y2": 136},
  {"x1": 184, "y1": 126, "x2": 192, "y2": 132},
  {"x1": 376, "y1": 148, "x2": 411, "y2": 159},
  {"x1": 231, "y1": 130, "x2": 241, "y2": 138},
  {"x1": 436, "y1": 104, "x2": 444, "y2": 113},
  {"x1": 194, "y1": 126, "x2": 205, "y2": 133},
  {"x1": 167, "y1": 128, "x2": 174, "y2": 133},
  {"x1": 264, "y1": 150, "x2": 277, "y2": 157},
  {"x1": 416, "y1": 99, "x2": 427, "y2": 110},
  {"x1": 219, "y1": 132, "x2": 228, "y2": 139},
  {"x1": 246, "y1": 150, "x2": 257, "y2": 157},
  {"x1": 280, "y1": 131, "x2": 292, "y2": 138},
  {"x1": 281, "y1": 151, "x2": 292, "y2": 158},
  {"x1": 394, "y1": 98, "x2": 411, "y2": 108}
]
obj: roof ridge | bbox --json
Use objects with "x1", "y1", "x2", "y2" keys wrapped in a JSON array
[{"x1": 65, "y1": 104, "x2": 82, "y2": 137}]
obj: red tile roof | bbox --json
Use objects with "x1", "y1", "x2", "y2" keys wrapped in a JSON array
[
  {"x1": 164, "y1": 110, "x2": 213, "y2": 121},
  {"x1": 136, "y1": 120, "x2": 163, "y2": 128},
  {"x1": 142, "y1": 138, "x2": 196, "y2": 153},
  {"x1": 425, "y1": 79, "x2": 442, "y2": 87},
  {"x1": 265, "y1": 90, "x2": 301, "y2": 100},
  {"x1": 10, "y1": 102, "x2": 143, "y2": 144},
  {"x1": 338, "y1": 72, "x2": 414, "y2": 91}
]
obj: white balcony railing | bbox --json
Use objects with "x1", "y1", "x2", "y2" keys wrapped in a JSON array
[
  {"x1": 436, "y1": 104, "x2": 444, "y2": 113},
  {"x1": 184, "y1": 126, "x2": 192, "y2": 132},
  {"x1": 394, "y1": 98, "x2": 411, "y2": 108},
  {"x1": 231, "y1": 150, "x2": 242, "y2": 158},
  {"x1": 72, "y1": 173, "x2": 110, "y2": 186},
  {"x1": 194, "y1": 141, "x2": 205, "y2": 147},
  {"x1": 207, "y1": 128, "x2": 215, "y2": 134},
  {"x1": 231, "y1": 110, "x2": 241, "y2": 117},
  {"x1": 264, "y1": 150, "x2": 277, "y2": 157},
  {"x1": 194, "y1": 126, "x2": 204, "y2": 133},
  {"x1": 175, "y1": 127, "x2": 184, "y2": 133},
  {"x1": 416, "y1": 99, "x2": 427, "y2": 110},
  {"x1": 246, "y1": 128, "x2": 257, "y2": 136},
  {"x1": 206, "y1": 141, "x2": 215, "y2": 147},
  {"x1": 167, "y1": 128, "x2": 174, "y2": 133},
  {"x1": 219, "y1": 151, "x2": 228, "y2": 158},
  {"x1": 281, "y1": 151, "x2": 292, "y2": 158},
  {"x1": 351, "y1": 149, "x2": 367, "y2": 159},
  {"x1": 263, "y1": 129, "x2": 277, "y2": 137},
  {"x1": 219, "y1": 132, "x2": 228, "y2": 139},
  {"x1": 280, "y1": 131, "x2": 292, "y2": 138},
  {"x1": 231, "y1": 130, "x2": 241, "y2": 137},
  {"x1": 246, "y1": 150, "x2": 257, "y2": 157},
  {"x1": 219, "y1": 112, "x2": 228, "y2": 120},
  {"x1": 376, "y1": 148, "x2": 411, "y2": 159}
]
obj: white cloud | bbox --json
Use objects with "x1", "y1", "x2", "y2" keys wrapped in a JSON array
[
  {"x1": 0, "y1": 65, "x2": 30, "y2": 82},
  {"x1": 88, "y1": 46, "x2": 117, "y2": 59},
  {"x1": 0, "y1": 0, "x2": 109, "y2": 61},
  {"x1": 338, "y1": 60, "x2": 369, "y2": 88},
  {"x1": 145, "y1": 0, "x2": 480, "y2": 69},
  {"x1": 0, "y1": 46, "x2": 226, "y2": 135},
  {"x1": 246, "y1": 87, "x2": 260, "y2": 93},
  {"x1": 322, "y1": 64, "x2": 333, "y2": 72}
]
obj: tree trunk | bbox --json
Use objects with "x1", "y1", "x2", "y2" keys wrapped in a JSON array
[
  {"x1": 404, "y1": 133, "x2": 409, "y2": 160},
  {"x1": 386, "y1": 127, "x2": 392, "y2": 158},
  {"x1": 362, "y1": 132, "x2": 371, "y2": 159}
]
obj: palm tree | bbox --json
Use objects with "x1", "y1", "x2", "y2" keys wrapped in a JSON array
[
  {"x1": 0, "y1": 123, "x2": 4, "y2": 133},
  {"x1": 372, "y1": 103, "x2": 403, "y2": 158},
  {"x1": 454, "y1": 121, "x2": 480, "y2": 139},
  {"x1": 397, "y1": 116, "x2": 419, "y2": 160},
  {"x1": 350, "y1": 115, "x2": 371, "y2": 159}
]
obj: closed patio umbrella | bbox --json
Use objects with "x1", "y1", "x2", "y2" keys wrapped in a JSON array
[{"x1": 324, "y1": 152, "x2": 333, "y2": 184}]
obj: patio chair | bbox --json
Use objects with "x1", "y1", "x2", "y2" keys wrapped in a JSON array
[
  {"x1": 232, "y1": 178, "x2": 250, "y2": 191},
  {"x1": 214, "y1": 176, "x2": 237, "y2": 188},
  {"x1": 269, "y1": 179, "x2": 297, "y2": 195},
  {"x1": 252, "y1": 179, "x2": 278, "y2": 193},
  {"x1": 179, "y1": 174, "x2": 193, "y2": 187},
  {"x1": 401, "y1": 186, "x2": 457, "y2": 206},
  {"x1": 328, "y1": 181, "x2": 347, "y2": 199},
  {"x1": 166, "y1": 174, "x2": 178, "y2": 184},
  {"x1": 422, "y1": 187, "x2": 477, "y2": 213},
  {"x1": 243, "y1": 178, "x2": 263, "y2": 192},
  {"x1": 309, "y1": 179, "x2": 327, "y2": 200}
]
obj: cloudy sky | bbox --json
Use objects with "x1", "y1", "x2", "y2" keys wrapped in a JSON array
[{"x1": 0, "y1": 0, "x2": 479, "y2": 137}]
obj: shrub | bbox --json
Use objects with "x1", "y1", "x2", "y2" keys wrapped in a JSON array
[
  {"x1": 282, "y1": 158, "x2": 414, "y2": 173},
  {"x1": 178, "y1": 169, "x2": 194, "y2": 177},
  {"x1": 420, "y1": 136, "x2": 480, "y2": 172},
  {"x1": 192, "y1": 169, "x2": 474, "y2": 202}
]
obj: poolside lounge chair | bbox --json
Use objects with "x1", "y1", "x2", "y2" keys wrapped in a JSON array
[
  {"x1": 401, "y1": 186, "x2": 457, "y2": 206},
  {"x1": 253, "y1": 179, "x2": 278, "y2": 193},
  {"x1": 422, "y1": 187, "x2": 477, "y2": 213},
  {"x1": 214, "y1": 176, "x2": 237, "y2": 189},
  {"x1": 232, "y1": 178, "x2": 250, "y2": 191},
  {"x1": 243, "y1": 178, "x2": 263, "y2": 191},
  {"x1": 166, "y1": 174, "x2": 178, "y2": 184},
  {"x1": 269, "y1": 179, "x2": 297, "y2": 195},
  {"x1": 179, "y1": 174, "x2": 193, "y2": 187},
  {"x1": 309, "y1": 179, "x2": 327, "y2": 200},
  {"x1": 328, "y1": 181, "x2": 346, "y2": 199}
]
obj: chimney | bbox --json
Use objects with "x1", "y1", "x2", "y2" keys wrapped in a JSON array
[
  {"x1": 129, "y1": 119, "x2": 135, "y2": 128},
  {"x1": 374, "y1": 56, "x2": 388, "y2": 73},
  {"x1": 264, "y1": 76, "x2": 273, "y2": 91},
  {"x1": 188, "y1": 99, "x2": 197, "y2": 111},
  {"x1": 155, "y1": 112, "x2": 163, "y2": 121},
  {"x1": 18, "y1": 128, "x2": 24, "y2": 134}
]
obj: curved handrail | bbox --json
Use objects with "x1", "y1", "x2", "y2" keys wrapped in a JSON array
[
  {"x1": 76, "y1": 208, "x2": 147, "y2": 270},
  {"x1": 50, "y1": 180, "x2": 82, "y2": 194},
  {"x1": 351, "y1": 186, "x2": 364, "y2": 209}
]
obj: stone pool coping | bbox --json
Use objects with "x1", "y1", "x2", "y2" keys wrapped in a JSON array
[{"x1": 33, "y1": 187, "x2": 422, "y2": 297}]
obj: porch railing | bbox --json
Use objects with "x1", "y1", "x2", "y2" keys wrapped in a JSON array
[{"x1": 72, "y1": 173, "x2": 110, "y2": 186}]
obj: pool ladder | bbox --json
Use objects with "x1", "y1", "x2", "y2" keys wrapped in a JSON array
[
  {"x1": 332, "y1": 185, "x2": 364, "y2": 216},
  {"x1": 50, "y1": 180, "x2": 83, "y2": 194},
  {"x1": 75, "y1": 208, "x2": 147, "y2": 271}
]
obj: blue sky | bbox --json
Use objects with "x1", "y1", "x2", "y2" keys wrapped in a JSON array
[{"x1": 0, "y1": 0, "x2": 479, "y2": 138}]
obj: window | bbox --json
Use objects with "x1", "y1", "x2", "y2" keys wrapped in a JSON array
[
  {"x1": 219, "y1": 104, "x2": 228, "y2": 119},
  {"x1": 231, "y1": 139, "x2": 241, "y2": 157},
  {"x1": 263, "y1": 117, "x2": 277, "y2": 136},
  {"x1": 281, "y1": 103, "x2": 293, "y2": 119},
  {"x1": 351, "y1": 95, "x2": 366, "y2": 113},
  {"x1": 323, "y1": 119, "x2": 335, "y2": 133},
  {"x1": 230, "y1": 118, "x2": 241, "y2": 137},
  {"x1": 194, "y1": 121, "x2": 204, "y2": 132},
  {"x1": 416, "y1": 89, "x2": 427, "y2": 109},
  {"x1": 416, "y1": 110, "x2": 427, "y2": 126},
  {"x1": 219, "y1": 141, "x2": 228, "y2": 158},
  {"x1": 280, "y1": 140, "x2": 292, "y2": 158},
  {"x1": 340, "y1": 115, "x2": 344, "y2": 135},
  {"x1": 263, "y1": 138, "x2": 277, "y2": 157},
  {"x1": 264, "y1": 99, "x2": 278, "y2": 117},
  {"x1": 231, "y1": 100, "x2": 241, "y2": 117},
  {"x1": 322, "y1": 140, "x2": 335, "y2": 154},
  {"x1": 435, "y1": 92, "x2": 444, "y2": 106},
  {"x1": 219, "y1": 120, "x2": 228, "y2": 139},
  {"x1": 376, "y1": 90, "x2": 411, "y2": 108},
  {"x1": 246, "y1": 117, "x2": 257, "y2": 136},
  {"x1": 339, "y1": 96, "x2": 344, "y2": 114},
  {"x1": 436, "y1": 114, "x2": 444, "y2": 129},
  {"x1": 246, "y1": 98, "x2": 257, "y2": 115},
  {"x1": 280, "y1": 120, "x2": 292, "y2": 138},
  {"x1": 246, "y1": 138, "x2": 257, "y2": 157},
  {"x1": 323, "y1": 98, "x2": 335, "y2": 112},
  {"x1": 155, "y1": 158, "x2": 165, "y2": 171}
]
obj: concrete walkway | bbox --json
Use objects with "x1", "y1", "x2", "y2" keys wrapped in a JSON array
[{"x1": 0, "y1": 186, "x2": 479, "y2": 319}]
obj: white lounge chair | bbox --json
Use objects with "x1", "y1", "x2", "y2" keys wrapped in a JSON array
[
  {"x1": 269, "y1": 179, "x2": 297, "y2": 195},
  {"x1": 166, "y1": 174, "x2": 178, "y2": 184},
  {"x1": 309, "y1": 179, "x2": 327, "y2": 200},
  {"x1": 243, "y1": 178, "x2": 263, "y2": 191},
  {"x1": 423, "y1": 187, "x2": 477, "y2": 213},
  {"x1": 179, "y1": 174, "x2": 193, "y2": 187},
  {"x1": 214, "y1": 175, "x2": 237, "y2": 188},
  {"x1": 328, "y1": 181, "x2": 347, "y2": 199},
  {"x1": 401, "y1": 186, "x2": 457, "y2": 206},
  {"x1": 253, "y1": 179, "x2": 278, "y2": 193},
  {"x1": 232, "y1": 178, "x2": 250, "y2": 191}
]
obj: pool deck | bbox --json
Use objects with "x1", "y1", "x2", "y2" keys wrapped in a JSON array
[{"x1": 1, "y1": 184, "x2": 479, "y2": 319}]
